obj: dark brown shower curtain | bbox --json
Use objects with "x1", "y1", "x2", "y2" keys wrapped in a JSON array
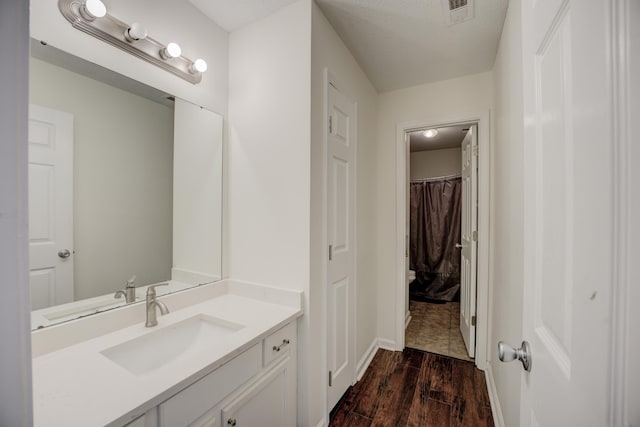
[{"x1": 409, "y1": 177, "x2": 462, "y2": 302}]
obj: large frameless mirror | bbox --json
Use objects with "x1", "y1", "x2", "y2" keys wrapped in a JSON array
[{"x1": 29, "y1": 40, "x2": 223, "y2": 329}]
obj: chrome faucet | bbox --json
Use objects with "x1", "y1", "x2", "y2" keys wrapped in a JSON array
[
  {"x1": 114, "y1": 275, "x2": 137, "y2": 303},
  {"x1": 145, "y1": 284, "x2": 169, "y2": 327}
]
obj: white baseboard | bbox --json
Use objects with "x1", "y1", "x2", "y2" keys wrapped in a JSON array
[
  {"x1": 356, "y1": 338, "x2": 379, "y2": 381},
  {"x1": 485, "y1": 362, "x2": 505, "y2": 427},
  {"x1": 355, "y1": 337, "x2": 400, "y2": 381},
  {"x1": 377, "y1": 338, "x2": 396, "y2": 351}
]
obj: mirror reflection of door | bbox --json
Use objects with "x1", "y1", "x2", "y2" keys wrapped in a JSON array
[{"x1": 28, "y1": 105, "x2": 74, "y2": 310}]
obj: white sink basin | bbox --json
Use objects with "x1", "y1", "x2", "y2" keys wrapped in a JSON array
[{"x1": 100, "y1": 314, "x2": 244, "y2": 375}]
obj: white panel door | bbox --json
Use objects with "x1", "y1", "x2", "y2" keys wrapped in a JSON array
[
  {"x1": 327, "y1": 83, "x2": 356, "y2": 410},
  {"x1": 460, "y1": 125, "x2": 477, "y2": 358},
  {"x1": 520, "y1": 0, "x2": 613, "y2": 425},
  {"x1": 28, "y1": 105, "x2": 74, "y2": 310}
]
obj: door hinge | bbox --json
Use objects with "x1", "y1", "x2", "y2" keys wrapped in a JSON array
[
  {"x1": 329, "y1": 370, "x2": 333, "y2": 387},
  {"x1": 471, "y1": 315, "x2": 476, "y2": 326},
  {"x1": 329, "y1": 116, "x2": 333, "y2": 133},
  {"x1": 329, "y1": 245, "x2": 333, "y2": 261},
  {"x1": 472, "y1": 230, "x2": 478, "y2": 241},
  {"x1": 472, "y1": 145, "x2": 479, "y2": 156}
]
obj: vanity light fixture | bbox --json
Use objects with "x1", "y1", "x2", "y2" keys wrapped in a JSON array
[
  {"x1": 423, "y1": 129, "x2": 439, "y2": 138},
  {"x1": 79, "y1": 0, "x2": 106, "y2": 21},
  {"x1": 124, "y1": 22, "x2": 147, "y2": 42},
  {"x1": 160, "y1": 42, "x2": 182, "y2": 60},
  {"x1": 58, "y1": 0, "x2": 206, "y2": 84},
  {"x1": 190, "y1": 58, "x2": 208, "y2": 74}
]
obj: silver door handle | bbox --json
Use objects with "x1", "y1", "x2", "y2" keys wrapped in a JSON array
[
  {"x1": 498, "y1": 341, "x2": 532, "y2": 372},
  {"x1": 58, "y1": 249, "x2": 71, "y2": 259},
  {"x1": 455, "y1": 243, "x2": 465, "y2": 249}
]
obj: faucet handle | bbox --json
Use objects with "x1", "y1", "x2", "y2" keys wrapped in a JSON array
[
  {"x1": 126, "y1": 275, "x2": 137, "y2": 287},
  {"x1": 146, "y1": 283, "x2": 169, "y2": 296}
]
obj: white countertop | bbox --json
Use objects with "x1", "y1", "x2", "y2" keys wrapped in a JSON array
[{"x1": 31, "y1": 281, "x2": 302, "y2": 426}]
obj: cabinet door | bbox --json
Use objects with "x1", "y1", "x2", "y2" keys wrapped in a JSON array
[
  {"x1": 159, "y1": 344, "x2": 261, "y2": 427},
  {"x1": 222, "y1": 357, "x2": 294, "y2": 427},
  {"x1": 189, "y1": 412, "x2": 219, "y2": 427}
]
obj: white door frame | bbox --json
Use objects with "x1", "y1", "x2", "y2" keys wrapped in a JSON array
[
  {"x1": 610, "y1": 0, "x2": 638, "y2": 424},
  {"x1": 395, "y1": 111, "x2": 490, "y2": 370}
]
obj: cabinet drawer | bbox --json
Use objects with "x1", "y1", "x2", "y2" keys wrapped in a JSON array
[
  {"x1": 263, "y1": 322, "x2": 295, "y2": 366},
  {"x1": 159, "y1": 344, "x2": 261, "y2": 427},
  {"x1": 222, "y1": 358, "x2": 290, "y2": 427}
]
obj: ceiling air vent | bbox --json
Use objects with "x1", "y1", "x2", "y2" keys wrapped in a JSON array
[
  {"x1": 449, "y1": 0, "x2": 468, "y2": 9},
  {"x1": 442, "y1": 0, "x2": 474, "y2": 25}
]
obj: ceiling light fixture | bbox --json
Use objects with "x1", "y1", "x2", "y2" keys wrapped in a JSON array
[
  {"x1": 58, "y1": 0, "x2": 206, "y2": 84},
  {"x1": 423, "y1": 129, "x2": 439, "y2": 138}
]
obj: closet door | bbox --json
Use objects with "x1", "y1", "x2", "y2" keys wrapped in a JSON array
[
  {"x1": 326, "y1": 82, "x2": 356, "y2": 411},
  {"x1": 459, "y1": 125, "x2": 477, "y2": 358}
]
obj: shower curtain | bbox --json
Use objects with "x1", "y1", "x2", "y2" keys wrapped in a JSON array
[{"x1": 409, "y1": 176, "x2": 462, "y2": 302}]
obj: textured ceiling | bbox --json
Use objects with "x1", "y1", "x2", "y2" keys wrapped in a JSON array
[
  {"x1": 189, "y1": 0, "x2": 299, "y2": 31},
  {"x1": 315, "y1": 0, "x2": 508, "y2": 91},
  {"x1": 190, "y1": 0, "x2": 508, "y2": 92}
]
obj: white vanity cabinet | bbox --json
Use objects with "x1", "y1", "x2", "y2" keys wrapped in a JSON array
[{"x1": 157, "y1": 322, "x2": 297, "y2": 427}]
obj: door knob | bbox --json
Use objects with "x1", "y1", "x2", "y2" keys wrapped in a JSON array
[
  {"x1": 58, "y1": 249, "x2": 71, "y2": 259},
  {"x1": 498, "y1": 340, "x2": 532, "y2": 372},
  {"x1": 455, "y1": 243, "x2": 464, "y2": 249}
]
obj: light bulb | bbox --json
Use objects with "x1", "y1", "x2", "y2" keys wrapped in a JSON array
[
  {"x1": 189, "y1": 58, "x2": 208, "y2": 74},
  {"x1": 80, "y1": 0, "x2": 107, "y2": 20},
  {"x1": 160, "y1": 42, "x2": 182, "y2": 59},
  {"x1": 423, "y1": 129, "x2": 438, "y2": 138},
  {"x1": 125, "y1": 22, "x2": 147, "y2": 42}
]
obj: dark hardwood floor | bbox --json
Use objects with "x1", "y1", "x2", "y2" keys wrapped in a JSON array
[{"x1": 329, "y1": 348, "x2": 494, "y2": 427}]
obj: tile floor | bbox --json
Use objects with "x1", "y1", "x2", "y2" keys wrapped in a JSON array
[{"x1": 405, "y1": 300, "x2": 473, "y2": 362}]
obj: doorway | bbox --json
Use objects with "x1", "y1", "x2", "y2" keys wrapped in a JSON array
[
  {"x1": 404, "y1": 124, "x2": 475, "y2": 362},
  {"x1": 395, "y1": 112, "x2": 490, "y2": 370}
]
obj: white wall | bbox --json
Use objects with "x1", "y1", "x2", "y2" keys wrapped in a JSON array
[
  {"x1": 410, "y1": 147, "x2": 461, "y2": 180},
  {"x1": 488, "y1": 1, "x2": 524, "y2": 426},
  {"x1": 30, "y1": 0, "x2": 228, "y2": 115},
  {"x1": 30, "y1": 58, "x2": 174, "y2": 300},
  {"x1": 228, "y1": 0, "x2": 311, "y2": 306},
  {"x1": 227, "y1": 0, "x2": 313, "y2": 424},
  {"x1": 376, "y1": 72, "x2": 493, "y2": 345},
  {"x1": 0, "y1": 1, "x2": 32, "y2": 425},
  {"x1": 311, "y1": 2, "x2": 379, "y2": 424}
]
